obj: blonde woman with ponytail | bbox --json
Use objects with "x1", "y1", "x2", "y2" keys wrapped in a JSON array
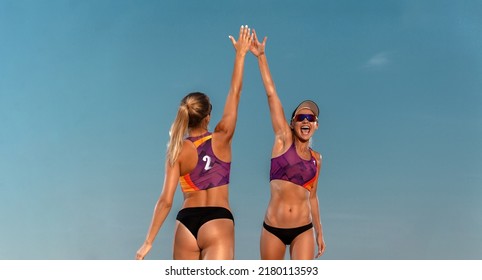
[{"x1": 136, "y1": 25, "x2": 252, "y2": 260}]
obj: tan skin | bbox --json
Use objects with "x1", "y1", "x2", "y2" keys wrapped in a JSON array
[
  {"x1": 250, "y1": 30, "x2": 325, "y2": 260},
  {"x1": 136, "y1": 26, "x2": 253, "y2": 260}
]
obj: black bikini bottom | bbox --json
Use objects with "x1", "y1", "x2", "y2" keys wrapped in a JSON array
[
  {"x1": 263, "y1": 222, "x2": 313, "y2": 245},
  {"x1": 176, "y1": 207, "x2": 234, "y2": 239}
]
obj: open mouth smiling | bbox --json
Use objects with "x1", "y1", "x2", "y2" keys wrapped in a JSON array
[{"x1": 301, "y1": 125, "x2": 310, "y2": 135}]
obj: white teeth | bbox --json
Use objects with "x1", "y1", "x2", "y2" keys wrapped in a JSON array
[{"x1": 301, "y1": 126, "x2": 310, "y2": 135}]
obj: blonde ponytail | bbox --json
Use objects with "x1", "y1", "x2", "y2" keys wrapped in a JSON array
[
  {"x1": 166, "y1": 92, "x2": 211, "y2": 166},
  {"x1": 167, "y1": 104, "x2": 189, "y2": 165}
]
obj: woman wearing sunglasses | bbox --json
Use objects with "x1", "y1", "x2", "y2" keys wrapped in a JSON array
[
  {"x1": 136, "y1": 26, "x2": 253, "y2": 260},
  {"x1": 250, "y1": 30, "x2": 326, "y2": 259}
]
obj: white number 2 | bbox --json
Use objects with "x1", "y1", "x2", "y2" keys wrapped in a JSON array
[{"x1": 203, "y1": 155, "x2": 213, "y2": 170}]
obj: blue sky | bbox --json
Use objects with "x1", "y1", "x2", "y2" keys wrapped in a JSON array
[{"x1": 1, "y1": 0, "x2": 481, "y2": 259}]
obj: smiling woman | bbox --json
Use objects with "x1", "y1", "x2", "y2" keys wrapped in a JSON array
[
  {"x1": 1, "y1": 0, "x2": 480, "y2": 261},
  {"x1": 249, "y1": 29, "x2": 326, "y2": 260}
]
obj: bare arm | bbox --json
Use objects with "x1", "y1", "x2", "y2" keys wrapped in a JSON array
[
  {"x1": 309, "y1": 152, "x2": 325, "y2": 258},
  {"x1": 214, "y1": 25, "x2": 252, "y2": 145},
  {"x1": 250, "y1": 30, "x2": 292, "y2": 154},
  {"x1": 135, "y1": 159, "x2": 180, "y2": 260}
]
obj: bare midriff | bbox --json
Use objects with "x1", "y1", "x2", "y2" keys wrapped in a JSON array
[{"x1": 264, "y1": 180, "x2": 311, "y2": 228}]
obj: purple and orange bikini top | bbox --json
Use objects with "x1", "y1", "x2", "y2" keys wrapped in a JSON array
[
  {"x1": 179, "y1": 133, "x2": 231, "y2": 193},
  {"x1": 270, "y1": 143, "x2": 319, "y2": 191}
]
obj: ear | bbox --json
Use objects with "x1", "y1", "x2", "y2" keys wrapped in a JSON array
[
  {"x1": 203, "y1": 115, "x2": 211, "y2": 127},
  {"x1": 289, "y1": 119, "x2": 294, "y2": 129}
]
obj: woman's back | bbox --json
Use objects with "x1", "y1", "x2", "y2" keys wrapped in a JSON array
[{"x1": 178, "y1": 132, "x2": 231, "y2": 209}]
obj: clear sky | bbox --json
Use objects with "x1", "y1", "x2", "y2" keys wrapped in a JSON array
[{"x1": 1, "y1": 0, "x2": 481, "y2": 260}]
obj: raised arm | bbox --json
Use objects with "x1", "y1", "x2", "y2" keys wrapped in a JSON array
[
  {"x1": 135, "y1": 159, "x2": 180, "y2": 260},
  {"x1": 250, "y1": 30, "x2": 292, "y2": 152},
  {"x1": 213, "y1": 25, "x2": 252, "y2": 143}
]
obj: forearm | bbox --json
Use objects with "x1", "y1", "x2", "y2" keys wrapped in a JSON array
[
  {"x1": 257, "y1": 54, "x2": 277, "y2": 97},
  {"x1": 144, "y1": 199, "x2": 172, "y2": 245},
  {"x1": 310, "y1": 196, "x2": 323, "y2": 237},
  {"x1": 229, "y1": 52, "x2": 247, "y2": 98}
]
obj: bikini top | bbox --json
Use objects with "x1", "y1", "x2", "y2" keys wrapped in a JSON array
[
  {"x1": 269, "y1": 143, "x2": 318, "y2": 191},
  {"x1": 179, "y1": 132, "x2": 231, "y2": 193}
]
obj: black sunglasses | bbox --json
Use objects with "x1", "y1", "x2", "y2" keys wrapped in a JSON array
[{"x1": 293, "y1": 114, "x2": 317, "y2": 122}]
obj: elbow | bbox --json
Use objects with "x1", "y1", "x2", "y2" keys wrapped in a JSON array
[
  {"x1": 230, "y1": 85, "x2": 243, "y2": 97},
  {"x1": 156, "y1": 198, "x2": 173, "y2": 212},
  {"x1": 266, "y1": 88, "x2": 277, "y2": 99},
  {"x1": 264, "y1": 83, "x2": 276, "y2": 96}
]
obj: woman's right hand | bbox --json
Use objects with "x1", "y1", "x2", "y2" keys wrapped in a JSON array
[
  {"x1": 229, "y1": 25, "x2": 253, "y2": 56},
  {"x1": 249, "y1": 29, "x2": 267, "y2": 57},
  {"x1": 135, "y1": 241, "x2": 152, "y2": 260}
]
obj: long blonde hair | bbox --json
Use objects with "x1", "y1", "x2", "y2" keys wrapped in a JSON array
[{"x1": 167, "y1": 92, "x2": 211, "y2": 165}]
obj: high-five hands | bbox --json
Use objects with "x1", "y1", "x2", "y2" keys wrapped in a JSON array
[
  {"x1": 249, "y1": 29, "x2": 267, "y2": 57},
  {"x1": 229, "y1": 25, "x2": 253, "y2": 55}
]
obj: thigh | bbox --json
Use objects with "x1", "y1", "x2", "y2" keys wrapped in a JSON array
[
  {"x1": 197, "y1": 219, "x2": 235, "y2": 260},
  {"x1": 289, "y1": 228, "x2": 315, "y2": 260},
  {"x1": 260, "y1": 227, "x2": 286, "y2": 260},
  {"x1": 173, "y1": 221, "x2": 201, "y2": 260}
]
